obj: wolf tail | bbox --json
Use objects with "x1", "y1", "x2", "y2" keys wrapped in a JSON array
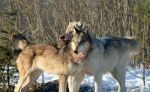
[
  {"x1": 124, "y1": 37, "x2": 140, "y2": 55},
  {"x1": 12, "y1": 33, "x2": 30, "y2": 50}
]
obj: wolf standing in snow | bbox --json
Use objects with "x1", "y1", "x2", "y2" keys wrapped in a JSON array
[
  {"x1": 62, "y1": 21, "x2": 140, "y2": 92},
  {"x1": 12, "y1": 32, "x2": 85, "y2": 92}
]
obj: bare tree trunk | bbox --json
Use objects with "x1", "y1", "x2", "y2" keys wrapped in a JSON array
[{"x1": 6, "y1": 64, "x2": 10, "y2": 87}]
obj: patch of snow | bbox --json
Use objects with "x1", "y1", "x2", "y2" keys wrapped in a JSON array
[
  {"x1": 37, "y1": 68, "x2": 150, "y2": 92},
  {"x1": 37, "y1": 73, "x2": 58, "y2": 83}
]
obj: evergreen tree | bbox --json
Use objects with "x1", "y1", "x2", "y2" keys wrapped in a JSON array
[{"x1": 0, "y1": 0, "x2": 17, "y2": 87}]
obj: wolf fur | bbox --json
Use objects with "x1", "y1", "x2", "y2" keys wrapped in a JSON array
[
  {"x1": 63, "y1": 22, "x2": 140, "y2": 92},
  {"x1": 12, "y1": 33, "x2": 81, "y2": 92}
]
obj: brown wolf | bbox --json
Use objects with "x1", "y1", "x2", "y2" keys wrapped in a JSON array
[{"x1": 12, "y1": 33, "x2": 80, "y2": 92}]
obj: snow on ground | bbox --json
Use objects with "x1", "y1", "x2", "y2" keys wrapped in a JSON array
[{"x1": 37, "y1": 68, "x2": 150, "y2": 92}]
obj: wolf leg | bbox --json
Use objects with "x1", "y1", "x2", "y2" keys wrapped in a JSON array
[
  {"x1": 111, "y1": 68, "x2": 126, "y2": 92},
  {"x1": 20, "y1": 70, "x2": 42, "y2": 92},
  {"x1": 68, "y1": 72, "x2": 84, "y2": 92},
  {"x1": 59, "y1": 75, "x2": 68, "y2": 92},
  {"x1": 14, "y1": 69, "x2": 35, "y2": 92},
  {"x1": 14, "y1": 72, "x2": 29, "y2": 92},
  {"x1": 14, "y1": 74, "x2": 25, "y2": 92},
  {"x1": 94, "y1": 72, "x2": 103, "y2": 92}
]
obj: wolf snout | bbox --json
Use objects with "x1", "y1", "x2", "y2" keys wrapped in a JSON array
[
  {"x1": 74, "y1": 50, "x2": 78, "y2": 54},
  {"x1": 59, "y1": 33, "x2": 73, "y2": 41},
  {"x1": 59, "y1": 35, "x2": 65, "y2": 41}
]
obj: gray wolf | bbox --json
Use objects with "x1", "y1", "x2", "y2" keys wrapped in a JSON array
[
  {"x1": 62, "y1": 22, "x2": 140, "y2": 92},
  {"x1": 12, "y1": 33, "x2": 81, "y2": 92}
]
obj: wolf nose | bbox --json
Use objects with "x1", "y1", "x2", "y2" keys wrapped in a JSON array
[{"x1": 74, "y1": 50, "x2": 78, "y2": 54}]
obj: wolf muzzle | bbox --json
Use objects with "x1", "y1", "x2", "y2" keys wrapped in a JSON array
[{"x1": 59, "y1": 33, "x2": 73, "y2": 44}]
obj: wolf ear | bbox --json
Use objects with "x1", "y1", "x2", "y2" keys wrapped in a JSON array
[
  {"x1": 76, "y1": 22, "x2": 83, "y2": 28},
  {"x1": 74, "y1": 22, "x2": 84, "y2": 33},
  {"x1": 74, "y1": 26, "x2": 81, "y2": 34}
]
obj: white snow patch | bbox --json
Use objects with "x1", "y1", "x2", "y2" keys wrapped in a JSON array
[{"x1": 37, "y1": 68, "x2": 150, "y2": 92}]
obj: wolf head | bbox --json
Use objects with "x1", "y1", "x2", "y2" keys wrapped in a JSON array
[{"x1": 60, "y1": 21, "x2": 91, "y2": 53}]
